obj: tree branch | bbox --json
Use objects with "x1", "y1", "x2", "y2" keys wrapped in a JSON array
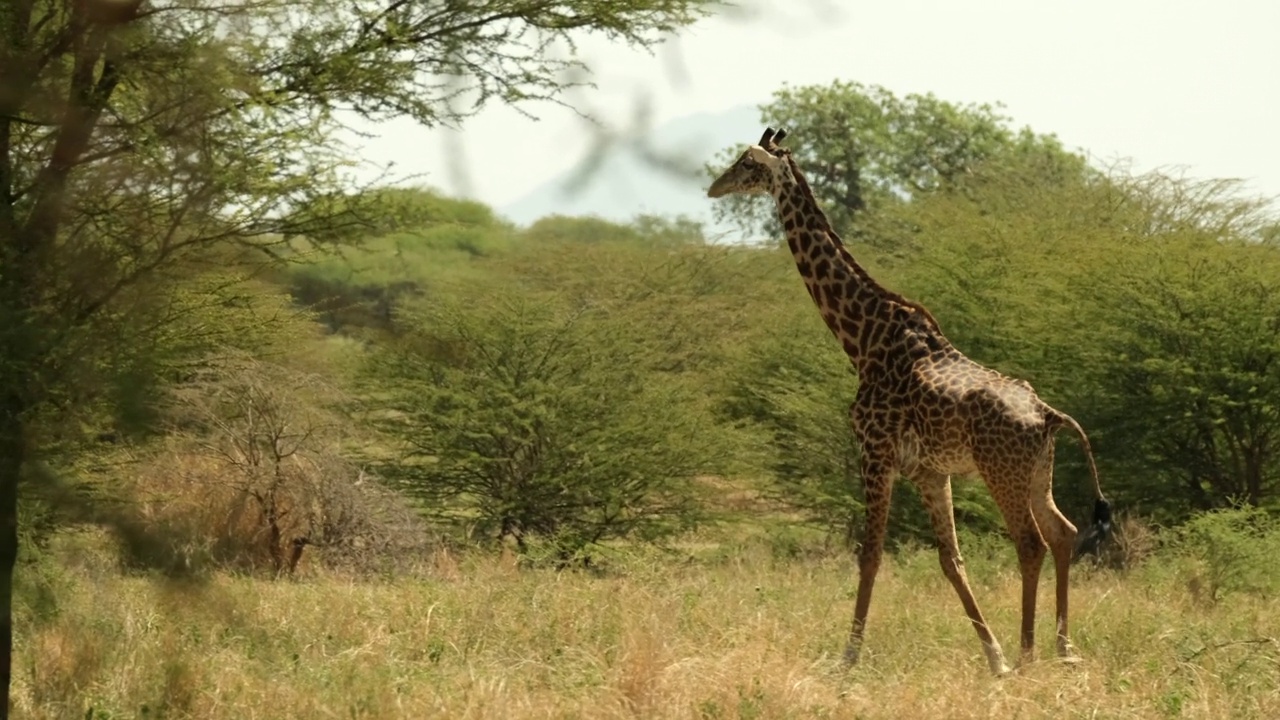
[{"x1": 18, "y1": 14, "x2": 126, "y2": 256}]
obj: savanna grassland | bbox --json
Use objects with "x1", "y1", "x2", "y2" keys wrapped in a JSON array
[{"x1": 13, "y1": 510, "x2": 1280, "y2": 719}]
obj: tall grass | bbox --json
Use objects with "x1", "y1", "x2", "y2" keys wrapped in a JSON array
[{"x1": 13, "y1": 525, "x2": 1279, "y2": 719}]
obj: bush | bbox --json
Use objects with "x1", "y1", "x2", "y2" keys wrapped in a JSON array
[
  {"x1": 1174, "y1": 508, "x2": 1280, "y2": 602},
  {"x1": 720, "y1": 316, "x2": 862, "y2": 540},
  {"x1": 124, "y1": 355, "x2": 436, "y2": 576},
  {"x1": 365, "y1": 293, "x2": 727, "y2": 562}
]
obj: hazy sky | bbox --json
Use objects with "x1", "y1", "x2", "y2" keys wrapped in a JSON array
[{"x1": 348, "y1": 0, "x2": 1279, "y2": 211}]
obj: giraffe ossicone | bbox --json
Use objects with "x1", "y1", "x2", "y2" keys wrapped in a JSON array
[{"x1": 708, "y1": 126, "x2": 1112, "y2": 676}]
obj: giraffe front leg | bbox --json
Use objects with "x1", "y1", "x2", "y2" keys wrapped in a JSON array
[{"x1": 843, "y1": 451, "x2": 895, "y2": 668}]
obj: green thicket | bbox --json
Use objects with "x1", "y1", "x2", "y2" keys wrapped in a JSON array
[
  {"x1": 15, "y1": 75, "x2": 1277, "y2": 572},
  {"x1": 277, "y1": 150, "x2": 1279, "y2": 557},
  {"x1": 160, "y1": 83, "x2": 1279, "y2": 564}
]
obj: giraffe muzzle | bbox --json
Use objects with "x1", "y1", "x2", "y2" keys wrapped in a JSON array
[{"x1": 707, "y1": 176, "x2": 732, "y2": 198}]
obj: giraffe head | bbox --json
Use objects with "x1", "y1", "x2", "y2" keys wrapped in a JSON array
[{"x1": 707, "y1": 127, "x2": 793, "y2": 199}]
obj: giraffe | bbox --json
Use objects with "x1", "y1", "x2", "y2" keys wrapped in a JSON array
[{"x1": 707, "y1": 127, "x2": 1111, "y2": 676}]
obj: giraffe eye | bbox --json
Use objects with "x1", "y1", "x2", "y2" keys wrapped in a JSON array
[{"x1": 741, "y1": 156, "x2": 758, "y2": 168}]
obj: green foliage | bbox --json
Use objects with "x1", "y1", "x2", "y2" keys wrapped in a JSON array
[
  {"x1": 1094, "y1": 232, "x2": 1280, "y2": 515},
  {"x1": 287, "y1": 189, "x2": 516, "y2": 335},
  {"x1": 250, "y1": 0, "x2": 719, "y2": 126},
  {"x1": 629, "y1": 214, "x2": 709, "y2": 246},
  {"x1": 719, "y1": 299, "x2": 861, "y2": 536},
  {"x1": 295, "y1": 188, "x2": 513, "y2": 278},
  {"x1": 287, "y1": 186, "x2": 506, "y2": 244},
  {"x1": 523, "y1": 214, "x2": 707, "y2": 247},
  {"x1": 1174, "y1": 508, "x2": 1280, "y2": 601},
  {"x1": 364, "y1": 292, "x2": 723, "y2": 559},
  {"x1": 496, "y1": 221, "x2": 785, "y2": 382},
  {"x1": 2, "y1": 1, "x2": 722, "y2": 702},
  {"x1": 523, "y1": 215, "x2": 646, "y2": 244},
  {"x1": 0, "y1": 0, "x2": 726, "y2": 432},
  {"x1": 27, "y1": 273, "x2": 315, "y2": 459}
]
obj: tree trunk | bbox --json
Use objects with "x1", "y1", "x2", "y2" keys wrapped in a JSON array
[
  {"x1": 0, "y1": 393, "x2": 23, "y2": 720},
  {"x1": 286, "y1": 537, "x2": 309, "y2": 576},
  {"x1": 266, "y1": 507, "x2": 283, "y2": 575},
  {"x1": 0, "y1": 182, "x2": 30, "y2": 720}
]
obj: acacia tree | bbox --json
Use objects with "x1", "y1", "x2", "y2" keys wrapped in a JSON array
[
  {"x1": 1093, "y1": 230, "x2": 1280, "y2": 516},
  {"x1": 367, "y1": 294, "x2": 718, "y2": 562},
  {"x1": 0, "y1": 0, "x2": 717, "y2": 709}
]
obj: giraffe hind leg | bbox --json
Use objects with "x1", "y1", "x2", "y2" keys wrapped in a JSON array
[
  {"x1": 980, "y1": 461, "x2": 1047, "y2": 668},
  {"x1": 914, "y1": 470, "x2": 1011, "y2": 676},
  {"x1": 1029, "y1": 447, "x2": 1080, "y2": 660}
]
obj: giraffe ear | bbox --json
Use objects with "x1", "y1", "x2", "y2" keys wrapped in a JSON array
[{"x1": 758, "y1": 127, "x2": 776, "y2": 146}]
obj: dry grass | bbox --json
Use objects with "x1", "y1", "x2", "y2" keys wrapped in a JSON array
[{"x1": 12, "y1": 530, "x2": 1280, "y2": 720}]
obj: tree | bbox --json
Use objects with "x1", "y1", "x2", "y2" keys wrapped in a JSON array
[
  {"x1": 365, "y1": 294, "x2": 719, "y2": 562},
  {"x1": 709, "y1": 80, "x2": 1086, "y2": 246},
  {"x1": 0, "y1": 0, "x2": 717, "y2": 709},
  {"x1": 1094, "y1": 234, "x2": 1280, "y2": 516},
  {"x1": 286, "y1": 185, "x2": 505, "y2": 245},
  {"x1": 497, "y1": 217, "x2": 772, "y2": 378}
]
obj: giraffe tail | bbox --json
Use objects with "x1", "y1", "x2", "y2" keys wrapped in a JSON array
[{"x1": 1047, "y1": 409, "x2": 1112, "y2": 537}]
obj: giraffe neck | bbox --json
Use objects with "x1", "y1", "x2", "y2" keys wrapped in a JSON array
[{"x1": 770, "y1": 161, "x2": 941, "y2": 367}]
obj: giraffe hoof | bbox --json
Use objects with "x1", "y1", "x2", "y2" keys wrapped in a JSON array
[
  {"x1": 841, "y1": 644, "x2": 862, "y2": 669},
  {"x1": 982, "y1": 644, "x2": 1011, "y2": 677},
  {"x1": 987, "y1": 656, "x2": 1013, "y2": 677},
  {"x1": 1057, "y1": 641, "x2": 1082, "y2": 664}
]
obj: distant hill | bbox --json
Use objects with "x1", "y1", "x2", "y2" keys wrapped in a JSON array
[{"x1": 499, "y1": 104, "x2": 762, "y2": 238}]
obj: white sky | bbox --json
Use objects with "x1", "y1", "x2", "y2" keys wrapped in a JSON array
[{"x1": 348, "y1": 0, "x2": 1280, "y2": 211}]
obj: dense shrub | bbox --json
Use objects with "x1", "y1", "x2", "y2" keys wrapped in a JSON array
[
  {"x1": 364, "y1": 293, "x2": 729, "y2": 562},
  {"x1": 1174, "y1": 508, "x2": 1280, "y2": 602}
]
